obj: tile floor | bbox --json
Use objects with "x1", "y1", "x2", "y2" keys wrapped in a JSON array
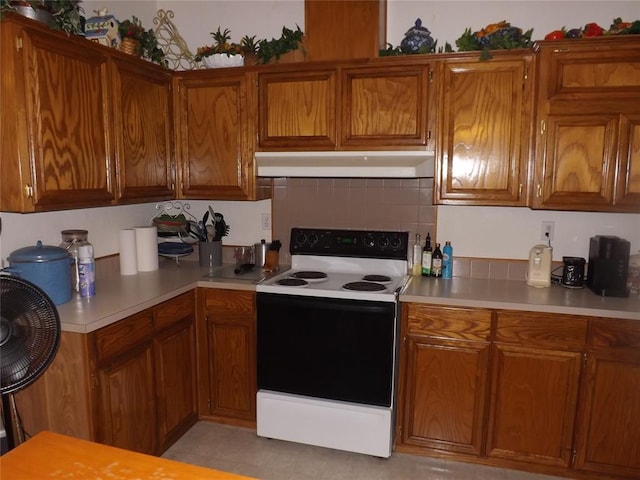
[{"x1": 162, "y1": 422, "x2": 570, "y2": 480}]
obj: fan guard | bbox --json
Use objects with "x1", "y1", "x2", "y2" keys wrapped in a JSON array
[{"x1": 1, "y1": 275, "x2": 61, "y2": 395}]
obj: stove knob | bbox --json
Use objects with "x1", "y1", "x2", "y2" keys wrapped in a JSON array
[
  {"x1": 379, "y1": 235, "x2": 389, "y2": 248},
  {"x1": 390, "y1": 235, "x2": 403, "y2": 249},
  {"x1": 295, "y1": 232, "x2": 307, "y2": 246},
  {"x1": 308, "y1": 234, "x2": 319, "y2": 246},
  {"x1": 364, "y1": 233, "x2": 375, "y2": 248}
]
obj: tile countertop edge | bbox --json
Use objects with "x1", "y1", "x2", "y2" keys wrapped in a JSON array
[{"x1": 400, "y1": 277, "x2": 640, "y2": 321}]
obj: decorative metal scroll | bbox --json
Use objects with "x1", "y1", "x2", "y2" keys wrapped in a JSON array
[{"x1": 153, "y1": 9, "x2": 198, "y2": 70}]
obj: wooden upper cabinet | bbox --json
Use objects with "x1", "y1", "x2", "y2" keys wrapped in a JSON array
[
  {"x1": 0, "y1": 18, "x2": 115, "y2": 212},
  {"x1": 531, "y1": 37, "x2": 640, "y2": 212},
  {"x1": 341, "y1": 64, "x2": 430, "y2": 148},
  {"x1": 111, "y1": 57, "x2": 175, "y2": 203},
  {"x1": 435, "y1": 52, "x2": 533, "y2": 206},
  {"x1": 257, "y1": 67, "x2": 338, "y2": 149},
  {"x1": 304, "y1": 0, "x2": 386, "y2": 62},
  {"x1": 174, "y1": 71, "x2": 258, "y2": 200}
]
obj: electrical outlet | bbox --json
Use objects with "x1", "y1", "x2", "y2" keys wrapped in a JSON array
[
  {"x1": 262, "y1": 213, "x2": 271, "y2": 231},
  {"x1": 540, "y1": 221, "x2": 555, "y2": 241}
]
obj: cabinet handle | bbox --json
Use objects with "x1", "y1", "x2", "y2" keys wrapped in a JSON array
[
  {"x1": 518, "y1": 184, "x2": 523, "y2": 197},
  {"x1": 536, "y1": 184, "x2": 542, "y2": 198},
  {"x1": 24, "y1": 184, "x2": 33, "y2": 198},
  {"x1": 540, "y1": 120, "x2": 546, "y2": 135},
  {"x1": 15, "y1": 36, "x2": 23, "y2": 51},
  {"x1": 428, "y1": 70, "x2": 433, "y2": 82}
]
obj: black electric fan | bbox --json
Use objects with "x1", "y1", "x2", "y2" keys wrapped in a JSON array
[{"x1": 1, "y1": 275, "x2": 61, "y2": 449}]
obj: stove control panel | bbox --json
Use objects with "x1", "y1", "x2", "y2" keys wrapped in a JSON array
[{"x1": 290, "y1": 228, "x2": 408, "y2": 260}]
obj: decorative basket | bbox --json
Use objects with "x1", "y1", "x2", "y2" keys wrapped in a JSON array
[
  {"x1": 120, "y1": 37, "x2": 140, "y2": 56},
  {"x1": 202, "y1": 53, "x2": 244, "y2": 68}
]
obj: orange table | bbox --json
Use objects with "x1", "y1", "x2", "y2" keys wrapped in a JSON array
[{"x1": 0, "y1": 431, "x2": 257, "y2": 479}]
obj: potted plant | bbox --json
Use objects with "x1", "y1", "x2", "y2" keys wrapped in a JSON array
[
  {"x1": 1, "y1": 0, "x2": 84, "y2": 35},
  {"x1": 118, "y1": 15, "x2": 166, "y2": 66},
  {"x1": 256, "y1": 25, "x2": 304, "y2": 64},
  {"x1": 194, "y1": 27, "x2": 246, "y2": 68}
]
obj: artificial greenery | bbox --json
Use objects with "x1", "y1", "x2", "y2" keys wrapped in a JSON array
[
  {"x1": 256, "y1": 25, "x2": 304, "y2": 64},
  {"x1": 456, "y1": 20, "x2": 533, "y2": 60},
  {"x1": 118, "y1": 16, "x2": 166, "y2": 66},
  {"x1": 0, "y1": 0, "x2": 84, "y2": 35}
]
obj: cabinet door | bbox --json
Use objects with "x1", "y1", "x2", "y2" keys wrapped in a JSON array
[
  {"x1": 400, "y1": 304, "x2": 492, "y2": 455},
  {"x1": 341, "y1": 64, "x2": 430, "y2": 148},
  {"x1": 96, "y1": 344, "x2": 157, "y2": 454},
  {"x1": 153, "y1": 293, "x2": 198, "y2": 451},
  {"x1": 574, "y1": 349, "x2": 640, "y2": 478},
  {"x1": 436, "y1": 55, "x2": 532, "y2": 206},
  {"x1": 487, "y1": 345, "x2": 582, "y2": 467},
  {"x1": 6, "y1": 25, "x2": 115, "y2": 211},
  {"x1": 257, "y1": 68, "x2": 337, "y2": 149},
  {"x1": 531, "y1": 113, "x2": 619, "y2": 210},
  {"x1": 403, "y1": 335, "x2": 490, "y2": 455},
  {"x1": 615, "y1": 114, "x2": 640, "y2": 208},
  {"x1": 94, "y1": 311, "x2": 157, "y2": 454},
  {"x1": 111, "y1": 57, "x2": 174, "y2": 203},
  {"x1": 175, "y1": 73, "x2": 252, "y2": 199},
  {"x1": 202, "y1": 289, "x2": 256, "y2": 422}
]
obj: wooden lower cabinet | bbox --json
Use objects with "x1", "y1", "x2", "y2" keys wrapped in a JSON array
[
  {"x1": 573, "y1": 318, "x2": 640, "y2": 479},
  {"x1": 399, "y1": 303, "x2": 492, "y2": 455},
  {"x1": 398, "y1": 302, "x2": 638, "y2": 480},
  {"x1": 486, "y1": 311, "x2": 587, "y2": 467},
  {"x1": 15, "y1": 291, "x2": 197, "y2": 455},
  {"x1": 197, "y1": 288, "x2": 256, "y2": 426}
]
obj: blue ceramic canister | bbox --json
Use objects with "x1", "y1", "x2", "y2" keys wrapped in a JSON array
[{"x1": 6, "y1": 241, "x2": 72, "y2": 305}]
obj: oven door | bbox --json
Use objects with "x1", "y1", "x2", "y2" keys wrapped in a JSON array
[{"x1": 257, "y1": 292, "x2": 396, "y2": 407}]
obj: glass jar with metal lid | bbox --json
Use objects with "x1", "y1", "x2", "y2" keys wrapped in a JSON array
[{"x1": 59, "y1": 229, "x2": 92, "y2": 293}]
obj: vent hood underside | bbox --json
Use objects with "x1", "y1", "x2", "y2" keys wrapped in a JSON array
[{"x1": 255, "y1": 151, "x2": 434, "y2": 178}]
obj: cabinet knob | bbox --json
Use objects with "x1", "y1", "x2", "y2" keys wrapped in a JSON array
[{"x1": 536, "y1": 184, "x2": 543, "y2": 198}]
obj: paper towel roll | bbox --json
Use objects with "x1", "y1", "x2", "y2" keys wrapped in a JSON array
[
  {"x1": 119, "y1": 229, "x2": 138, "y2": 276},
  {"x1": 135, "y1": 226, "x2": 159, "y2": 272}
]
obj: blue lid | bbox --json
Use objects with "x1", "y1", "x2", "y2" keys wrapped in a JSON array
[{"x1": 8, "y1": 241, "x2": 69, "y2": 263}]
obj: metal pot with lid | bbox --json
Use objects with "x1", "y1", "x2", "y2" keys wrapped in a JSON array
[{"x1": 6, "y1": 241, "x2": 72, "y2": 305}]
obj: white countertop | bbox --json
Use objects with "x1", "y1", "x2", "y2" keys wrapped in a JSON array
[
  {"x1": 401, "y1": 275, "x2": 640, "y2": 320},
  {"x1": 57, "y1": 261, "x2": 640, "y2": 334}
]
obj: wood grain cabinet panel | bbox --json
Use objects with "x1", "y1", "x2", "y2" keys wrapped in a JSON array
[
  {"x1": 0, "y1": 18, "x2": 115, "y2": 211},
  {"x1": 574, "y1": 318, "x2": 640, "y2": 479},
  {"x1": 258, "y1": 68, "x2": 337, "y2": 149},
  {"x1": 174, "y1": 71, "x2": 261, "y2": 200},
  {"x1": 399, "y1": 304, "x2": 492, "y2": 455},
  {"x1": 111, "y1": 57, "x2": 174, "y2": 203},
  {"x1": 532, "y1": 37, "x2": 640, "y2": 212},
  {"x1": 435, "y1": 53, "x2": 533, "y2": 206},
  {"x1": 487, "y1": 311, "x2": 586, "y2": 467},
  {"x1": 198, "y1": 288, "x2": 256, "y2": 425},
  {"x1": 341, "y1": 65, "x2": 430, "y2": 148}
]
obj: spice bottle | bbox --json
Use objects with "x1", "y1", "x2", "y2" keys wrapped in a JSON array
[
  {"x1": 432, "y1": 243, "x2": 443, "y2": 277},
  {"x1": 421, "y1": 233, "x2": 432, "y2": 277}
]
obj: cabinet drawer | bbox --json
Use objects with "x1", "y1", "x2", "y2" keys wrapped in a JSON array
[
  {"x1": 203, "y1": 288, "x2": 255, "y2": 315},
  {"x1": 589, "y1": 317, "x2": 640, "y2": 349},
  {"x1": 94, "y1": 311, "x2": 154, "y2": 360},
  {"x1": 153, "y1": 292, "x2": 195, "y2": 331},
  {"x1": 405, "y1": 304, "x2": 492, "y2": 341},
  {"x1": 495, "y1": 311, "x2": 587, "y2": 349}
]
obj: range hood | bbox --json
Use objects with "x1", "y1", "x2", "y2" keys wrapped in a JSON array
[{"x1": 255, "y1": 151, "x2": 435, "y2": 178}]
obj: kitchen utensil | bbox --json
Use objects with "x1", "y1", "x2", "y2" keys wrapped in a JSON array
[
  {"x1": 526, "y1": 244, "x2": 552, "y2": 288},
  {"x1": 254, "y1": 239, "x2": 270, "y2": 268},
  {"x1": 5, "y1": 241, "x2": 72, "y2": 305},
  {"x1": 561, "y1": 256, "x2": 585, "y2": 288},
  {"x1": 234, "y1": 263, "x2": 255, "y2": 274}
]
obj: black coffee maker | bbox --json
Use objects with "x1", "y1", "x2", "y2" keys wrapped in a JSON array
[
  {"x1": 561, "y1": 257, "x2": 586, "y2": 288},
  {"x1": 586, "y1": 235, "x2": 630, "y2": 297}
]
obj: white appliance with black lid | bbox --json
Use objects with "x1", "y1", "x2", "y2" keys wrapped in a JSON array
[{"x1": 256, "y1": 228, "x2": 409, "y2": 457}]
